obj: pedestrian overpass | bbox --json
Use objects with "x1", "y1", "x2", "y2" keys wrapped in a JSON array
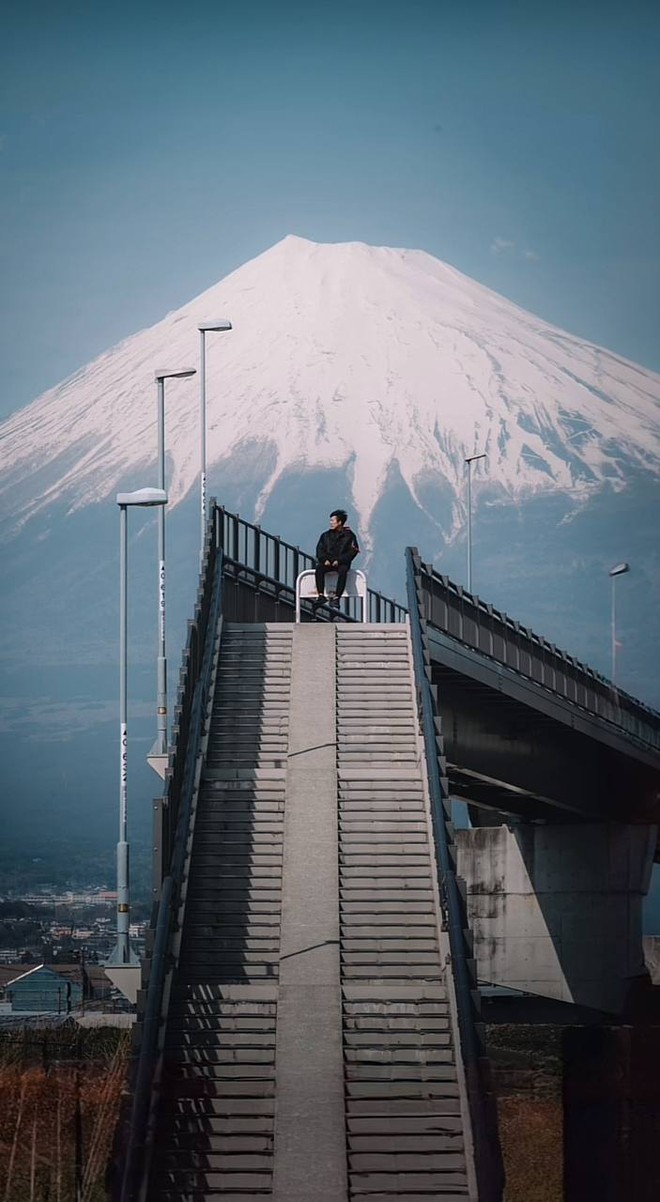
[{"x1": 115, "y1": 504, "x2": 660, "y2": 1201}]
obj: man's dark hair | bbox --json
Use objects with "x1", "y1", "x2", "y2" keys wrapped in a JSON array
[{"x1": 330, "y1": 508, "x2": 348, "y2": 525}]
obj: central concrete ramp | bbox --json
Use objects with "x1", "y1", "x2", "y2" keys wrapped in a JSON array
[
  {"x1": 145, "y1": 622, "x2": 477, "y2": 1201},
  {"x1": 273, "y1": 623, "x2": 346, "y2": 1200}
]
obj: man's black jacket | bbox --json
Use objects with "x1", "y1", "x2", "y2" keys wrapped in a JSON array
[{"x1": 316, "y1": 526, "x2": 360, "y2": 567}]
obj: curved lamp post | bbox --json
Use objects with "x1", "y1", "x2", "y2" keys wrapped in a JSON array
[
  {"x1": 107, "y1": 487, "x2": 168, "y2": 972},
  {"x1": 148, "y1": 368, "x2": 196, "y2": 779},
  {"x1": 199, "y1": 320, "x2": 232, "y2": 559}
]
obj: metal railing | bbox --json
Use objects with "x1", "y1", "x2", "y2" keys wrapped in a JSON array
[
  {"x1": 212, "y1": 508, "x2": 659, "y2": 754},
  {"x1": 117, "y1": 507, "x2": 225, "y2": 1202},
  {"x1": 214, "y1": 504, "x2": 408, "y2": 624},
  {"x1": 406, "y1": 546, "x2": 504, "y2": 1202},
  {"x1": 419, "y1": 560, "x2": 660, "y2": 752}
]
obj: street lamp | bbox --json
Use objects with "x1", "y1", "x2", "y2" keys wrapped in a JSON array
[
  {"x1": 199, "y1": 320, "x2": 232, "y2": 558},
  {"x1": 148, "y1": 368, "x2": 196, "y2": 779},
  {"x1": 609, "y1": 562, "x2": 630, "y2": 686},
  {"x1": 465, "y1": 453, "x2": 487, "y2": 594},
  {"x1": 107, "y1": 488, "x2": 168, "y2": 970}
]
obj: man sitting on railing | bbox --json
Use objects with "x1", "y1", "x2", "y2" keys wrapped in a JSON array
[{"x1": 313, "y1": 509, "x2": 360, "y2": 613}]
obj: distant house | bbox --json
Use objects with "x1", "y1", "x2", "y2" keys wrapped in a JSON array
[
  {"x1": 2, "y1": 964, "x2": 83, "y2": 1013},
  {"x1": 0, "y1": 962, "x2": 127, "y2": 1015}
]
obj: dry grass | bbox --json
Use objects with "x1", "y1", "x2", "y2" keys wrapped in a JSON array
[
  {"x1": 0, "y1": 1034, "x2": 130, "y2": 1202},
  {"x1": 499, "y1": 1095, "x2": 563, "y2": 1202}
]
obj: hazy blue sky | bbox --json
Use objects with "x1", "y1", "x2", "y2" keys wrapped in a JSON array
[{"x1": 1, "y1": 0, "x2": 659, "y2": 419}]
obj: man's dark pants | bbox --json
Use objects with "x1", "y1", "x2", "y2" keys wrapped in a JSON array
[{"x1": 315, "y1": 564, "x2": 349, "y2": 598}]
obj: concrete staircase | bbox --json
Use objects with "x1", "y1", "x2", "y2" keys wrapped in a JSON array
[
  {"x1": 143, "y1": 621, "x2": 475, "y2": 1201},
  {"x1": 337, "y1": 626, "x2": 472, "y2": 1200},
  {"x1": 148, "y1": 624, "x2": 293, "y2": 1200}
]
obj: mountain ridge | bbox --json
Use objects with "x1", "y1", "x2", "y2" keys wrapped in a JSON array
[{"x1": 1, "y1": 234, "x2": 658, "y2": 549}]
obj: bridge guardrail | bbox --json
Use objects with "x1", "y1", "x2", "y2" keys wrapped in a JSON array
[
  {"x1": 215, "y1": 504, "x2": 408, "y2": 624},
  {"x1": 214, "y1": 509, "x2": 659, "y2": 753},
  {"x1": 419, "y1": 560, "x2": 660, "y2": 753},
  {"x1": 406, "y1": 546, "x2": 504, "y2": 1202},
  {"x1": 116, "y1": 503, "x2": 225, "y2": 1202}
]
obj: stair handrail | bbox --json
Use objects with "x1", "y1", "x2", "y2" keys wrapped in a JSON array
[
  {"x1": 116, "y1": 504, "x2": 225, "y2": 1202},
  {"x1": 405, "y1": 545, "x2": 504, "y2": 1202},
  {"x1": 215, "y1": 503, "x2": 407, "y2": 624}
]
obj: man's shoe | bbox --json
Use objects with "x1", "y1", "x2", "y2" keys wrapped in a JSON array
[
  {"x1": 311, "y1": 595, "x2": 326, "y2": 612},
  {"x1": 329, "y1": 595, "x2": 340, "y2": 609}
]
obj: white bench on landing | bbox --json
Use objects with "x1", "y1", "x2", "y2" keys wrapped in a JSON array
[{"x1": 295, "y1": 568, "x2": 368, "y2": 623}]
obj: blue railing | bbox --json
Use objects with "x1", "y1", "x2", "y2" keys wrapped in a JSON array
[{"x1": 406, "y1": 546, "x2": 504, "y2": 1202}]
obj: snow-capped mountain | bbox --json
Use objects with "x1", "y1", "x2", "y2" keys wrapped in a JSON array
[
  {"x1": 1, "y1": 234, "x2": 659, "y2": 552},
  {"x1": 2, "y1": 235, "x2": 660, "y2": 887}
]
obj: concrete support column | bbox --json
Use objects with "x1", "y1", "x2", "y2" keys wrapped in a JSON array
[
  {"x1": 456, "y1": 822, "x2": 657, "y2": 1014},
  {"x1": 273, "y1": 624, "x2": 347, "y2": 1201}
]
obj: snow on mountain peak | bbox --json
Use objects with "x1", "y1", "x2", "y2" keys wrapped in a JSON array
[{"x1": 1, "y1": 234, "x2": 659, "y2": 542}]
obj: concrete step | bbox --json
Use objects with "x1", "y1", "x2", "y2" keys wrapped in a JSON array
[
  {"x1": 197, "y1": 790, "x2": 285, "y2": 804},
  {"x1": 340, "y1": 832, "x2": 428, "y2": 844},
  {"x1": 347, "y1": 1114, "x2": 462, "y2": 1134},
  {"x1": 346, "y1": 1024, "x2": 451, "y2": 1040},
  {"x1": 181, "y1": 940, "x2": 280, "y2": 957},
  {"x1": 338, "y1": 799, "x2": 426, "y2": 810},
  {"x1": 341, "y1": 899, "x2": 435, "y2": 914},
  {"x1": 167, "y1": 1006, "x2": 276, "y2": 1023},
  {"x1": 155, "y1": 1151, "x2": 274, "y2": 1172},
  {"x1": 155, "y1": 1133, "x2": 273, "y2": 1154},
  {"x1": 340, "y1": 856, "x2": 431, "y2": 869},
  {"x1": 158, "y1": 1065, "x2": 279, "y2": 1090},
  {"x1": 162, "y1": 1115, "x2": 275, "y2": 1134},
  {"x1": 165, "y1": 1031, "x2": 277, "y2": 1049},
  {"x1": 340, "y1": 869, "x2": 432, "y2": 883},
  {"x1": 191, "y1": 831, "x2": 283, "y2": 846},
  {"x1": 340, "y1": 821, "x2": 428, "y2": 832},
  {"x1": 341, "y1": 918, "x2": 438, "y2": 933},
  {"x1": 181, "y1": 920, "x2": 280, "y2": 935},
  {"x1": 345, "y1": 1096, "x2": 461, "y2": 1117},
  {"x1": 184, "y1": 901, "x2": 282, "y2": 919},
  {"x1": 342, "y1": 939, "x2": 440, "y2": 954},
  {"x1": 185, "y1": 889, "x2": 282, "y2": 905},
  {"x1": 346, "y1": 1079, "x2": 460, "y2": 1099},
  {"x1": 338, "y1": 767, "x2": 424, "y2": 780},
  {"x1": 339, "y1": 792, "x2": 425, "y2": 804},
  {"x1": 341, "y1": 968, "x2": 443, "y2": 981},
  {"x1": 180, "y1": 941, "x2": 280, "y2": 960},
  {"x1": 163, "y1": 1048, "x2": 276, "y2": 1066},
  {"x1": 149, "y1": 1170, "x2": 272, "y2": 1194},
  {"x1": 343, "y1": 951, "x2": 442, "y2": 971},
  {"x1": 202, "y1": 767, "x2": 287, "y2": 781},
  {"x1": 339, "y1": 753, "x2": 418, "y2": 764},
  {"x1": 190, "y1": 855, "x2": 282, "y2": 871}
]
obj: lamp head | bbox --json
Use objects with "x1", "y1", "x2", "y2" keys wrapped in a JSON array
[
  {"x1": 609, "y1": 562, "x2": 630, "y2": 577},
  {"x1": 117, "y1": 488, "x2": 168, "y2": 508},
  {"x1": 465, "y1": 453, "x2": 487, "y2": 466},
  {"x1": 199, "y1": 319, "x2": 232, "y2": 332},
  {"x1": 154, "y1": 368, "x2": 196, "y2": 381}
]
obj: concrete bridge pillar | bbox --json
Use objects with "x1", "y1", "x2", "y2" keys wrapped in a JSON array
[{"x1": 455, "y1": 822, "x2": 657, "y2": 1014}]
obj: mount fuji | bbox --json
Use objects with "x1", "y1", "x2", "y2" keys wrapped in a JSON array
[
  {"x1": 2, "y1": 234, "x2": 659, "y2": 543},
  {"x1": 1, "y1": 235, "x2": 659, "y2": 896}
]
